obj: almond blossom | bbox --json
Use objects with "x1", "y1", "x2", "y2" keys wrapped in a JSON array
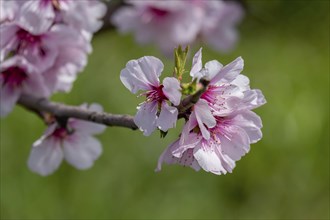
[
  {"x1": 111, "y1": 0, "x2": 243, "y2": 54},
  {"x1": 28, "y1": 103, "x2": 106, "y2": 176},
  {"x1": 120, "y1": 56, "x2": 181, "y2": 136},
  {"x1": 157, "y1": 48, "x2": 266, "y2": 175},
  {"x1": 0, "y1": 56, "x2": 50, "y2": 117},
  {"x1": 112, "y1": 0, "x2": 204, "y2": 55}
]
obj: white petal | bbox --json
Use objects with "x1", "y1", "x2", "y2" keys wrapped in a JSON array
[
  {"x1": 172, "y1": 132, "x2": 201, "y2": 158},
  {"x1": 193, "y1": 143, "x2": 227, "y2": 175},
  {"x1": 218, "y1": 125, "x2": 250, "y2": 161},
  {"x1": 156, "y1": 140, "x2": 201, "y2": 172},
  {"x1": 157, "y1": 102, "x2": 178, "y2": 132},
  {"x1": 190, "y1": 47, "x2": 203, "y2": 78},
  {"x1": 28, "y1": 137, "x2": 64, "y2": 176},
  {"x1": 18, "y1": 1, "x2": 54, "y2": 35},
  {"x1": 231, "y1": 111, "x2": 263, "y2": 144},
  {"x1": 120, "y1": 56, "x2": 163, "y2": 94},
  {"x1": 162, "y1": 77, "x2": 181, "y2": 106},
  {"x1": 0, "y1": 82, "x2": 21, "y2": 117},
  {"x1": 194, "y1": 99, "x2": 216, "y2": 140},
  {"x1": 63, "y1": 134, "x2": 102, "y2": 170},
  {"x1": 211, "y1": 57, "x2": 244, "y2": 85},
  {"x1": 134, "y1": 101, "x2": 158, "y2": 136},
  {"x1": 205, "y1": 60, "x2": 223, "y2": 81}
]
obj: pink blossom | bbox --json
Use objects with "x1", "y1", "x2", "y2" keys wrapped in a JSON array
[
  {"x1": 0, "y1": 20, "x2": 90, "y2": 71},
  {"x1": 157, "y1": 110, "x2": 263, "y2": 175},
  {"x1": 0, "y1": 56, "x2": 50, "y2": 117},
  {"x1": 157, "y1": 48, "x2": 266, "y2": 175},
  {"x1": 112, "y1": 0, "x2": 204, "y2": 54},
  {"x1": 0, "y1": 0, "x2": 20, "y2": 24},
  {"x1": 28, "y1": 103, "x2": 106, "y2": 176},
  {"x1": 200, "y1": 0, "x2": 244, "y2": 52},
  {"x1": 120, "y1": 56, "x2": 182, "y2": 136},
  {"x1": 19, "y1": 0, "x2": 106, "y2": 34},
  {"x1": 112, "y1": 0, "x2": 243, "y2": 54}
]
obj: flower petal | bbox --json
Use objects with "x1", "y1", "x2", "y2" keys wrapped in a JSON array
[
  {"x1": 134, "y1": 101, "x2": 158, "y2": 136},
  {"x1": 157, "y1": 102, "x2": 178, "y2": 132},
  {"x1": 0, "y1": 81, "x2": 21, "y2": 117},
  {"x1": 231, "y1": 111, "x2": 263, "y2": 144},
  {"x1": 162, "y1": 77, "x2": 181, "y2": 106},
  {"x1": 194, "y1": 99, "x2": 216, "y2": 140},
  {"x1": 63, "y1": 134, "x2": 102, "y2": 170},
  {"x1": 120, "y1": 56, "x2": 163, "y2": 94},
  {"x1": 156, "y1": 139, "x2": 201, "y2": 172},
  {"x1": 211, "y1": 57, "x2": 244, "y2": 85},
  {"x1": 205, "y1": 60, "x2": 223, "y2": 81},
  {"x1": 193, "y1": 142, "x2": 227, "y2": 175},
  {"x1": 27, "y1": 137, "x2": 64, "y2": 176},
  {"x1": 190, "y1": 47, "x2": 203, "y2": 78},
  {"x1": 18, "y1": 1, "x2": 55, "y2": 35}
]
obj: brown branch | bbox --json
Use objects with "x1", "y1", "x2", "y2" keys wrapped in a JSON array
[
  {"x1": 18, "y1": 94, "x2": 138, "y2": 130},
  {"x1": 17, "y1": 79, "x2": 209, "y2": 130}
]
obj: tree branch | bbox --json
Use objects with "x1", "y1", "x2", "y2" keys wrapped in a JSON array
[
  {"x1": 17, "y1": 79, "x2": 209, "y2": 130},
  {"x1": 18, "y1": 94, "x2": 138, "y2": 130}
]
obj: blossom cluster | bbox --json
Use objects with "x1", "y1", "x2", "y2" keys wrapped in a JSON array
[
  {"x1": 120, "y1": 48, "x2": 266, "y2": 175},
  {"x1": 112, "y1": 0, "x2": 243, "y2": 55},
  {"x1": 0, "y1": 0, "x2": 106, "y2": 117}
]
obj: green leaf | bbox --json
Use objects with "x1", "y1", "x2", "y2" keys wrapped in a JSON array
[{"x1": 174, "y1": 45, "x2": 189, "y2": 80}]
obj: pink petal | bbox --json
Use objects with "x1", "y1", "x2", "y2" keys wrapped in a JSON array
[
  {"x1": 28, "y1": 137, "x2": 64, "y2": 176},
  {"x1": 231, "y1": 111, "x2": 263, "y2": 144},
  {"x1": 134, "y1": 101, "x2": 158, "y2": 136},
  {"x1": 194, "y1": 99, "x2": 216, "y2": 140},
  {"x1": 18, "y1": 1, "x2": 55, "y2": 35},
  {"x1": 205, "y1": 60, "x2": 223, "y2": 81},
  {"x1": 193, "y1": 142, "x2": 227, "y2": 175},
  {"x1": 211, "y1": 57, "x2": 244, "y2": 85},
  {"x1": 63, "y1": 133, "x2": 102, "y2": 170},
  {"x1": 157, "y1": 102, "x2": 178, "y2": 132},
  {"x1": 162, "y1": 77, "x2": 181, "y2": 106},
  {"x1": 120, "y1": 56, "x2": 163, "y2": 94},
  {"x1": 190, "y1": 47, "x2": 203, "y2": 78},
  {"x1": 0, "y1": 81, "x2": 21, "y2": 117}
]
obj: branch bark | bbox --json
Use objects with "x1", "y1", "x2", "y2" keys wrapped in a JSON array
[
  {"x1": 18, "y1": 79, "x2": 209, "y2": 130},
  {"x1": 18, "y1": 94, "x2": 138, "y2": 130}
]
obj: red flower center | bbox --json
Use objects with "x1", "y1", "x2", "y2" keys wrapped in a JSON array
[
  {"x1": 146, "y1": 85, "x2": 167, "y2": 103},
  {"x1": 147, "y1": 7, "x2": 169, "y2": 18},
  {"x1": 1, "y1": 66, "x2": 28, "y2": 87}
]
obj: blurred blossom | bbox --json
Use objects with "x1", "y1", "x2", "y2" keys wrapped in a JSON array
[
  {"x1": 157, "y1": 48, "x2": 266, "y2": 175},
  {"x1": 120, "y1": 56, "x2": 181, "y2": 136},
  {"x1": 0, "y1": 56, "x2": 50, "y2": 117},
  {"x1": 111, "y1": 0, "x2": 243, "y2": 55},
  {"x1": 0, "y1": 0, "x2": 106, "y2": 117},
  {"x1": 28, "y1": 103, "x2": 106, "y2": 176}
]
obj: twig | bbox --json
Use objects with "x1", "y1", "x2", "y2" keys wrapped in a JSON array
[
  {"x1": 18, "y1": 79, "x2": 209, "y2": 130},
  {"x1": 18, "y1": 94, "x2": 138, "y2": 130}
]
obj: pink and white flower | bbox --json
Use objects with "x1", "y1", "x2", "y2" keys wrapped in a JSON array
[
  {"x1": 28, "y1": 103, "x2": 106, "y2": 176},
  {"x1": 112, "y1": 0, "x2": 243, "y2": 54},
  {"x1": 112, "y1": 0, "x2": 204, "y2": 55},
  {"x1": 0, "y1": 56, "x2": 50, "y2": 117},
  {"x1": 157, "y1": 48, "x2": 266, "y2": 175},
  {"x1": 120, "y1": 56, "x2": 182, "y2": 136}
]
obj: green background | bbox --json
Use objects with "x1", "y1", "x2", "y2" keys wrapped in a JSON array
[{"x1": 1, "y1": 1, "x2": 329, "y2": 219}]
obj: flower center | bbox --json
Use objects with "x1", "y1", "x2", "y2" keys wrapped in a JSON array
[
  {"x1": 146, "y1": 85, "x2": 167, "y2": 103},
  {"x1": 52, "y1": 127, "x2": 74, "y2": 139},
  {"x1": 1, "y1": 66, "x2": 28, "y2": 87},
  {"x1": 16, "y1": 29, "x2": 42, "y2": 45},
  {"x1": 147, "y1": 6, "x2": 169, "y2": 18}
]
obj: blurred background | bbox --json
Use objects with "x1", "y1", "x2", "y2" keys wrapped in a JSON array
[{"x1": 1, "y1": 0, "x2": 329, "y2": 219}]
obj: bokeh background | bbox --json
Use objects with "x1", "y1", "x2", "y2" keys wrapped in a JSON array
[{"x1": 1, "y1": 0, "x2": 329, "y2": 219}]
